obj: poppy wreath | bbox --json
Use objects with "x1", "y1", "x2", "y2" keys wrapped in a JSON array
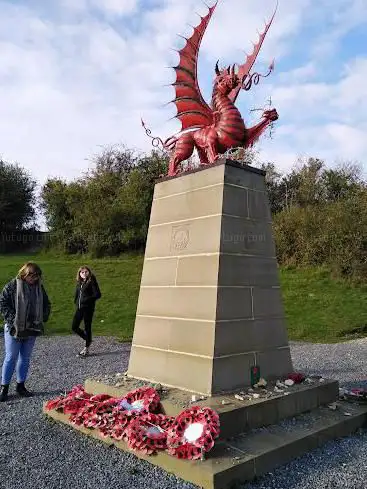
[
  {"x1": 116, "y1": 386, "x2": 161, "y2": 416},
  {"x1": 166, "y1": 406, "x2": 220, "y2": 460},
  {"x1": 45, "y1": 385, "x2": 221, "y2": 459},
  {"x1": 45, "y1": 385, "x2": 91, "y2": 412},
  {"x1": 108, "y1": 412, "x2": 132, "y2": 442},
  {"x1": 83, "y1": 397, "x2": 120, "y2": 429},
  {"x1": 69, "y1": 402, "x2": 95, "y2": 427},
  {"x1": 126, "y1": 413, "x2": 175, "y2": 455}
]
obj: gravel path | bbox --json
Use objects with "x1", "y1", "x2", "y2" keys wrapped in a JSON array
[{"x1": 0, "y1": 335, "x2": 366, "y2": 489}]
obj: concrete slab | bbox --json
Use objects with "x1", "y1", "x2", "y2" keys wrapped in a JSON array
[
  {"x1": 84, "y1": 377, "x2": 339, "y2": 439},
  {"x1": 43, "y1": 400, "x2": 367, "y2": 489}
]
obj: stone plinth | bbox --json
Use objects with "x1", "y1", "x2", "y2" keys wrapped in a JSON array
[
  {"x1": 127, "y1": 159, "x2": 293, "y2": 395},
  {"x1": 84, "y1": 377, "x2": 340, "y2": 439},
  {"x1": 44, "y1": 397, "x2": 367, "y2": 489}
]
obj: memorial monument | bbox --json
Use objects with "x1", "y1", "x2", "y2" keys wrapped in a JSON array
[
  {"x1": 131, "y1": 0, "x2": 292, "y2": 394},
  {"x1": 44, "y1": 2, "x2": 367, "y2": 488}
]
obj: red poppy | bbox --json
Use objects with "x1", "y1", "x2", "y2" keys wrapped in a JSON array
[
  {"x1": 45, "y1": 384, "x2": 220, "y2": 459},
  {"x1": 166, "y1": 406, "x2": 220, "y2": 459},
  {"x1": 287, "y1": 372, "x2": 306, "y2": 383},
  {"x1": 126, "y1": 413, "x2": 175, "y2": 455},
  {"x1": 116, "y1": 386, "x2": 161, "y2": 416}
]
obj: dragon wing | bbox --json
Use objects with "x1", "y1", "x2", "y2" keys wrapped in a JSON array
[
  {"x1": 228, "y1": 1, "x2": 278, "y2": 105},
  {"x1": 170, "y1": 1, "x2": 218, "y2": 131}
]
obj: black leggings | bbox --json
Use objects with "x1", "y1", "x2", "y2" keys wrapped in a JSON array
[{"x1": 71, "y1": 306, "x2": 95, "y2": 347}]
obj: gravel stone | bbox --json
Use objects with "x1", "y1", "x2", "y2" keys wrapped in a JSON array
[{"x1": 0, "y1": 335, "x2": 366, "y2": 489}]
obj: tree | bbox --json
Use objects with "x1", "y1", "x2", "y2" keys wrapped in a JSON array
[
  {"x1": 225, "y1": 147, "x2": 260, "y2": 166},
  {"x1": 320, "y1": 161, "x2": 363, "y2": 202},
  {"x1": 0, "y1": 159, "x2": 37, "y2": 231},
  {"x1": 40, "y1": 147, "x2": 169, "y2": 256}
]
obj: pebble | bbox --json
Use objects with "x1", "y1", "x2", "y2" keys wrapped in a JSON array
[{"x1": 284, "y1": 379, "x2": 295, "y2": 387}]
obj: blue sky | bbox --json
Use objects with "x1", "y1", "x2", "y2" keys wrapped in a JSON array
[{"x1": 0, "y1": 0, "x2": 366, "y2": 190}]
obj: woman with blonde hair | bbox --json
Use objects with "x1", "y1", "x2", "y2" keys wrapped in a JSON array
[
  {"x1": 72, "y1": 265, "x2": 101, "y2": 357},
  {"x1": 0, "y1": 262, "x2": 51, "y2": 402}
]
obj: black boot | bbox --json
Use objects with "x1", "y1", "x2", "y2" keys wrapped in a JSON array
[
  {"x1": 16, "y1": 382, "x2": 33, "y2": 397},
  {"x1": 0, "y1": 384, "x2": 9, "y2": 402}
]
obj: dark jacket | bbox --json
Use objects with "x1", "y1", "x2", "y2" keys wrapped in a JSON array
[
  {"x1": 0, "y1": 278, "x2": 51, "y2": 328},
  {"x1": 74, "y1": 276, "x2": 101, "y2": 309}
]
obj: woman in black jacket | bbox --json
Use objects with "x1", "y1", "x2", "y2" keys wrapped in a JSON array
[{"x1": 72, "y1": 266, "x2": 101, "y2": 357}]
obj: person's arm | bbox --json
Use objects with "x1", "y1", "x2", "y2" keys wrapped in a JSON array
[
  {"x1": 92, "y1": 278, "x2": 101, "y2": 300},
  {"x1": 0, "y1": 280, "x2": 16, "y2": 325},
  {"x1": 74, "y1": 285, "x2": 79, "y2": 305},
  {"x1": 42, "y1": 285, "x2": 51, "y2": 323}
]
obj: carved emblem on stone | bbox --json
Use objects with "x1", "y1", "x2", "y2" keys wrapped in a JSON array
[{"x1": 171, "y1": 226, "x2": 190, "y2": 251}]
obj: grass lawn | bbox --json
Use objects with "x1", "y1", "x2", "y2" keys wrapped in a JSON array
[
  {"x1": 0, "y1": 253, "x2": 144, "y2": 340},
  {"x1": 0, "y1": 253, "x2": 366, "y2": 343}
]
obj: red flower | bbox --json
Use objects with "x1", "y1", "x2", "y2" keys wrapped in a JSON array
[
  {"x1": 45, "y1": 384, "x2": 221, "y2": 459},
  {"x1": 63, "y1": 400, "x2": 89, "y2": 415},
  {"x1": 45, "y1": 385, "x2": 91, "y2": 412},
  {"x1": 109, "y1": 412, "x2": 131, "y2": 442},
  {"x1": 166, "y1": 406, "x2": 220, "y2": 459},
  {"x1": 115, "y1": 386, "x2": 160, "y2": 416},
  {"x1": 287, "y1": 372, "x2": 306, "y2": 384},
  {"x1": 126, "y1": 413, "x2": 175, "y2": 455}
]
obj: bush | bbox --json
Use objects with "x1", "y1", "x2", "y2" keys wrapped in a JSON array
[
  {"x1": 273, "y1": 188, "x2": 367, "y2": 280},
  {"x1": 41, "y1": 147, "x2": 168, "y2": 256}
]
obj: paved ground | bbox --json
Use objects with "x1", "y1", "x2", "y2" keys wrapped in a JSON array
[{"x1": 0, "y1": 335, "x2": 366, "y2": 489}]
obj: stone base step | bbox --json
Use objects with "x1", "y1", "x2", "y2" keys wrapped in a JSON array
[
  {"x1": 85, "y1": 377, "x2": 339, "y2": 439},
  {"x1": 43, "y1": 400, "x2": 367, "y2": 489}
]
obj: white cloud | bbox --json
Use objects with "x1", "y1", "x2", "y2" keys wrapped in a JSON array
[
  {"x1": 91, "y1": 0, "x2": 138, "y2": 16},
  {"x1": 255, "y1": 56, "x2": 367, "y2": 175},
  {"x1": 277, "y1": 62, "x2": 317, "y2": 84},
  {"x1": 201, "y1": 0, "x2": 312, "y2": 64},
  {"x1": 61, "y1": 0, "x2": 139, "y2": 16},
  {"x1": 0, "y1": 0, "x2": 366, "y2": 200}
]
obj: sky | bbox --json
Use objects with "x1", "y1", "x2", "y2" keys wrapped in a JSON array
[{"x1": 0, "y1": 0, "x2": 367, "y2": 193}]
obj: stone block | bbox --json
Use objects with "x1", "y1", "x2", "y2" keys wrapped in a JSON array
[
  {"x1": 252, "y1": 286, "x2": 285, "y2": 318},
  {"x1": 218, "y1": 254, "x2": 280, "y2": 287},
  {"x1": 216, "y1": 287, "x2": 253, "y2": 321},
  {"x1": 223, "y1": 161, "x2": 267, "y2": 192},
  {"x1": 128, "y1": 345, "x2": 214, "y2": 394},
  {"x1": 256, "y1": 347, "x2": 293, "y2": 380},
  {"x1": 175, "y1": 254, "x2": 220, "y2": 286},
  {"x1": 150, "y1": 184, "x2": 224, "y2": 226},
  {"x1": 154, "y1": 164, "x2": 225, "y2": 199},
  {"x1": 136, "y1": 286, "x2": 218, "y2": 320},
  {"x1": 220, "y1": 215, "x2": 276, "y2": 257},
  {"x1": 145, "y1": 216, "x2": 221, "y2": 258},
  {"x1": 132, "y1": 315, "x2": 216, "y2": 356},
  {"x1": 214, "y1": 318, "x2": 289, "y2": 357},
  {"x1": 248, "y1": 189, "x2": 272, "y2": 221},
  {"x1": 212, "y1": 353, "x2": 256, "y2": 392},
  {"x1": 140, "y1": 257, "x2": 178, "y2": 286},
  {"x1": 222, "y1": 184, "x2": 248, "y2": 218}
]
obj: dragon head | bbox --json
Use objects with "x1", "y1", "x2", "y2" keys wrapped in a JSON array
[{"x1": 214, "y1": 62, "x2": 240, "y2": 95}]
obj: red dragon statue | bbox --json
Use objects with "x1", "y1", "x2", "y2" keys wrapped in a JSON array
[{"x1": 142, "y1": 0, "x2": 279, "y2": 177}]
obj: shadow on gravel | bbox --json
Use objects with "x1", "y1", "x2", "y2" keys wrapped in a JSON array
[
  {"x1": 85, "y1": 350, "x2": 122, "y2": 358},
  {"x1": 32, "y1": 389, "x2": 64, "y2": 397},
  {"x1": 1, "y1": 389, "x2": 62, "y2": 402}
]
